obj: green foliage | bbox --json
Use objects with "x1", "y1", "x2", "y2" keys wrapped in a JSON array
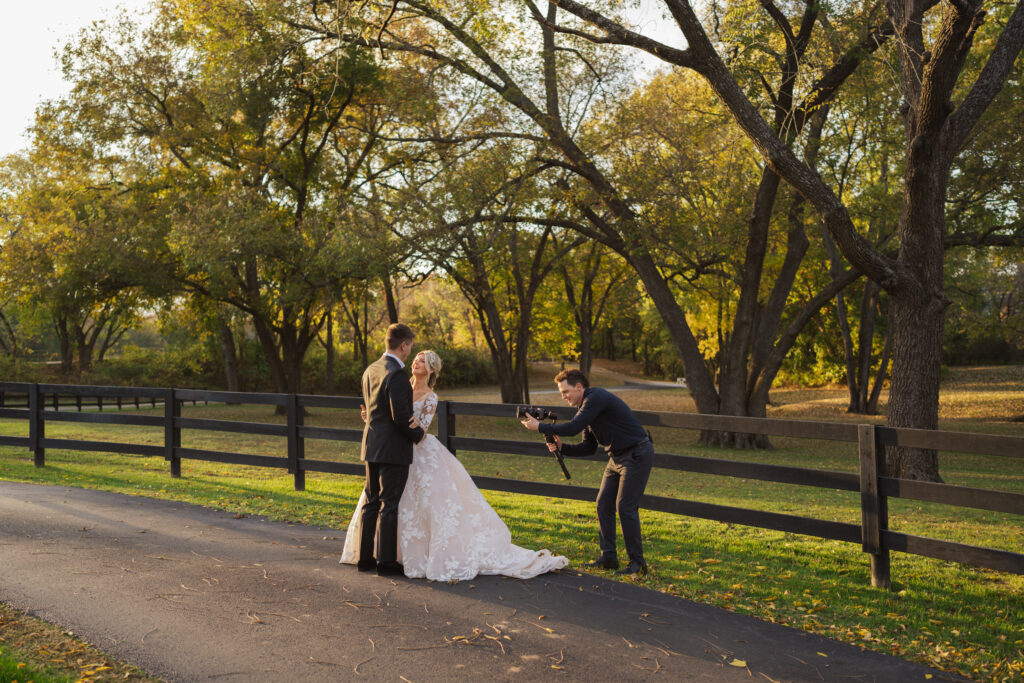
[
  {"x1": 944, "y1": 250, "x2": 1024, "y2": 365},
  {"x1": 400, "y1": 277, "x2": 485, "y2": 351},
  {"x1": 776, "y1": 340, "x2": 848, "y2": 387},
  {"x1": 301, "y1": 344, "x2": 498, "y2": 394},
  {"x1": 431, "y1": 346, "x2": 499, "y2": 388},
  {"x1": 0, "y1": 356, "x2": 38, "y2": 383},
  {"x1": 87, "y1": 344, "x2": 217, "y2": 389}
]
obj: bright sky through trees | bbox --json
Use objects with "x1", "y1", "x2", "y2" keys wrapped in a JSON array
[
  {"x1": 0, "y1": 0, "x2": 154, "y2": 157},
  {"x1": 0, "y1": 0, "x2": 679, "y2": 159}
]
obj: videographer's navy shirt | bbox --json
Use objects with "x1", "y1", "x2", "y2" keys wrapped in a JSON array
[{"x1": 538, "y1": 387, "x2": 648, "y2": 457}]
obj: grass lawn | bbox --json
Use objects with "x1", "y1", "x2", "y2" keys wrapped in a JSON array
[
  {"x1": 0, "y1": 364, "x2": 1022, "y2": 681},
  {"x1": 0, "y1": 602, "x2": 156, "y2": 683}
]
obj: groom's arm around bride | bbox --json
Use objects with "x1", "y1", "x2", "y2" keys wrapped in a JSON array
[{"x1": 357, "y1": 323, "x2": 424, "y2": 576}]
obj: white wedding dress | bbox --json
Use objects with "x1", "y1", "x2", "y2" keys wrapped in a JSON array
[{"x1": 340, "y1": 391, "x2": 568, "y2": 581}]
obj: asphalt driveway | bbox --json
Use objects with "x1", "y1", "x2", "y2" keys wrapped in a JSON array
[{"x1": 0, "y1": 481, "x2": 963, "y2": 681}]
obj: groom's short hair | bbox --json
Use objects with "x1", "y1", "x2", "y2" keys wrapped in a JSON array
[
  {"x1": 554, "y1": 369, "x2": 589, "y2": 388},
  {"x1": 386, "y1": 323, "x2": 415, "y2": 350}
]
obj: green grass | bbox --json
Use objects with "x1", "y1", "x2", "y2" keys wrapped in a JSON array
[
  {"x1": 1, "y1": 366, "x2": 1022, "y2": 681},
  {"x1": 0, "y1": 652, "x2": 68, "y2": 683},
  {"x1": 0, "y1": 655, "x2": 65, "y2": 683},
  {"x1": 0, "y1": 602, "x2": 155, "y2": 683}
]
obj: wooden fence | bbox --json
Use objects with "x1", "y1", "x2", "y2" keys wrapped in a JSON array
[{"x1": 1, "y1": 381, "x2": 1022, "y2": 588}]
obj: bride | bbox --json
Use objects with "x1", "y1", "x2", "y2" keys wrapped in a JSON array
[{"x1": 341, "y1": 350, "x2": 568, "y2": 581}]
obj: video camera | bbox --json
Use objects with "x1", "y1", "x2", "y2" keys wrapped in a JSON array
[
  {"x1": 516, "y1": 405, "x2": 571, "y2": 480},
  {"x1": 516, "y1": 405, "x2": 557, "y2": 422}
]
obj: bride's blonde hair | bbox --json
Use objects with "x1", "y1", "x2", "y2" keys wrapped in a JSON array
[{"x1": 418, "y1": 350, "x2": 443, "y2": 388}]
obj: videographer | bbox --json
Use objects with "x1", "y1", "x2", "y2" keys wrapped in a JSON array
[{"x1": 520, "y1": 369, "x2": 653, "y2": 578}]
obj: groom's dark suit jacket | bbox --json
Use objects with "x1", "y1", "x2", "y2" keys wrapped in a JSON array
[{"x1": 361, "y1": 355, "x2": 424, "y2": 464}]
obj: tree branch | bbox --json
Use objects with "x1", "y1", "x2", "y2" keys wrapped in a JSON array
[
  {"x1": 548, "y1": 0, "x2": 695, "y2": 67},
  {"x1": 944, "y1": 223, "x2": 1024, "y2": 248},
  {"x1": 944, "y1": 0, "x2": 1024, "y2": 157}
]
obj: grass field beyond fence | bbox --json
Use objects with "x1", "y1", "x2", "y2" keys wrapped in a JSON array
[{"x1": 1, "y1": 365, "x2": 1022, "y2": 681}]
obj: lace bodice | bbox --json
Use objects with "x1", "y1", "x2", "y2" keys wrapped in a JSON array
[{"x1": 413, "y1": 391, "x2": 438, "y2": 430}]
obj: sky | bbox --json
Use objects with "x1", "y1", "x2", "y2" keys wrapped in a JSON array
[
  {"x1": 0, "y1": 0, "x2": 153, "y2": 158},
  {"x1": 0, "y1": 1, "x2": 680, "y2": 159}
]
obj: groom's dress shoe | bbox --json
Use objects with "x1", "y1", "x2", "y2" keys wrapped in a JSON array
[
  {"x1": 356, "y1": 559, "x2": 377, "y2": 572},
  {"x1": 614, "y1": 561, "x2": 648, "y2": 578},
  {"x1": 584, "y1": 557, "x2": 620, "y2": 570},
  {"x1": 376, "y1": 561, "x2": 405, "y2": 576}
]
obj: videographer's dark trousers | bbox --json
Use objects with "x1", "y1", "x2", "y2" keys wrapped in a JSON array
[{"x1": 596, "y1": 440, "x2": 654, "y2": 566}]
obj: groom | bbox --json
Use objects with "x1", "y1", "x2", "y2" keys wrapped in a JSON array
[{"x1": 357, "y1": 323, "x2": 425, "y2": 576}]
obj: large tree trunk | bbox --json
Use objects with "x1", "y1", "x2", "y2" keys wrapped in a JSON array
[
  {"x1": 282, "y1": 338, "x2": 304, "y2": 395},
  {"x1": 578, "y1": 325, "x2": 594, "y2": 378},
  {"x1": 627, "y1": 251, "x2": 719, "y2": 414},
  {"x1": 855, "y1": 282, "x2": 881, "y2": 413},
  {"x1": 252, "y1": 316, "x2": 289, "y2": 395},
  {"x1": 74, "y1": 324, "x2": 97, "y2": 374},
  {"x1": 54, "y1": 316, "x2": 74, "y2": 374},
  {"x1": 382, "y1": 275, "x2": 399, "y2": 324},
  {"x1": 488, "y1": 341, "x2": 523, "y2": 404},
  {"x1": 887, "y1": 286, "x2": 944, "y2": 480},
  {"x1": 821, "y1": 224, "x2": 861, "y2": 411},
  {"x1": 886, "y1": 162, "x2": 948, "y2": 480},
  {"x1": 341, "y1": 296, "x2": 369, "y2": 367},
  {"x1": 219, "y1": 317, "x2": 241, "y2": 394},
  {"x1": 324, "y1": 309, "x2": 336, "y2": 394},
  {"x1": 96, "y1": 323, "x2": 128, "y2": 363},
  {"x1": 866, "y1": 308, "x2": 895, "y2": 414},
  {"x1": 0, "y1": 310, "x2": 17, "y2": 358},
  {"x1": 480, "y1": 311, "x2": 524, "y2": 404}
]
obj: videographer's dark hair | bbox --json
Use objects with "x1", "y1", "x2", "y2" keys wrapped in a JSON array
[
  {"x1": 554, "y1": 369, "x2": 589, "y2": 388},
  {"x1": 385, "y1": 323, "x2": 415, "y2": 350}
]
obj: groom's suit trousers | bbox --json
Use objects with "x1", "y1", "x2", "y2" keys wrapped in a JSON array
[{"x1": 360, "y1": 461, "x2": 409, "y2": 563}]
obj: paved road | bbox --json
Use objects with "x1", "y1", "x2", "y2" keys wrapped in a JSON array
[{"x1": 0, "y1": 481, "x2": 962, "y2": 682}]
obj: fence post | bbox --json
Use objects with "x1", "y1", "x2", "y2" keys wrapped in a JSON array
[
  {"x1": 287, "y1": 394, "x2": 305, "y2": 491},
  {"x1": 858, "y1": 424, "x2": 891, "y2": 589},
  {"x1": 437, "y1": 400, "x2": 456, "y2": 456},
  {"x1": 29, "y1": 384, "x2": 45, "y2": 467},
  {"x1": 165, "y1": 388, "x2": 181, "y2": 478}
]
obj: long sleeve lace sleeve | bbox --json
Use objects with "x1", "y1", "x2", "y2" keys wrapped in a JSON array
[{"x1": 415, "y1": 392, "x2": 438, "y2": 430}]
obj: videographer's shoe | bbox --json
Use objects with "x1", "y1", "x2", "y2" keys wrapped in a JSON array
[
  {"x1": 614, "y1": 561, "x2": 647, "y2": 578},
  {"x1": 584, "y1": 557, "x2": 620, "y2": 570}
]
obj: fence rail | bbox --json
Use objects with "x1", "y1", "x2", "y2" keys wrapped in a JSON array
[{"x1": 1, "y1": 381, "x2": 1022, "y2": 587}]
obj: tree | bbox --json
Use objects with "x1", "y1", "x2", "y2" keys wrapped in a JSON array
[
  {"x1": 543, "y1": 0, "x2": 1024, "y2": 479},
  {"x1": 289, "y1": 0, "x2": 881, "y2": 448},
  {"x1": 401, "y1": 145, "x2": 582, "y2": 403},
  {"x1": 56, "y1": 2, "x2": 405, "y2": 396},
  {"x1": 555, "y1": 238, "x2": 629, "y2": 376},
  {"x1": 0, "y1": 141, "x2": 162, "y2": 374}
]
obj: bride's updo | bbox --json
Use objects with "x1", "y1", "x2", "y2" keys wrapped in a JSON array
[{"x1": 419, "y1": 350, "x2": 443, "y2": 388}]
